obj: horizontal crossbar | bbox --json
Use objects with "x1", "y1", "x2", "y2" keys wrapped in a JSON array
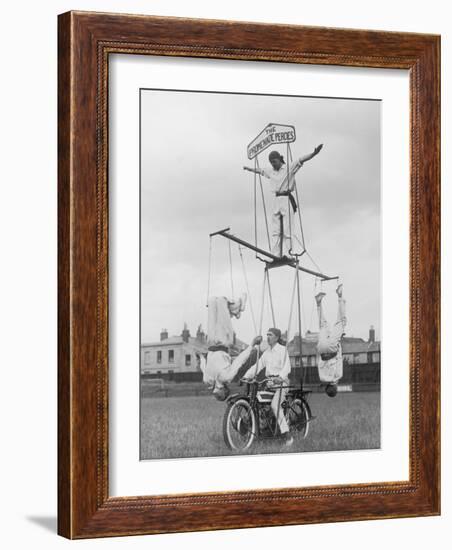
[{"x1": 211, "y1": 228, "x2": 338, "y2": 281}]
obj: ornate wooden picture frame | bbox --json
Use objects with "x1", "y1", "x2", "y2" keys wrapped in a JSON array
[{"x1": 58, "y1": 11, "x2": 440, "y2": 539}]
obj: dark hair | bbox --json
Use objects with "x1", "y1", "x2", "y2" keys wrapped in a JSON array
[
  {"x1": 268, "y1": 327, "x2": 281, "y2": 339},
  {"x1": 268, "y1": 327, "x2": 286, "y2": 346},
  {"x1": 325, "y1": 384, "x2": 338, "y2": 398},
  {"x1": 268, "y1": 150, "x2": 285, "y2": 164}
]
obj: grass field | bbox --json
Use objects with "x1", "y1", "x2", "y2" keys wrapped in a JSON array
[{"x1": 140, "y1": 391, "x2": 380, "y2": 460}]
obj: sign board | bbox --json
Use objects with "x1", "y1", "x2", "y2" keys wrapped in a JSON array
[{"x1": 247, "y1": 123, "x2": 296, "y2": 160}]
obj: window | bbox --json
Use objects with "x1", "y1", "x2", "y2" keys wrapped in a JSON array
[
  {"x1": 168, "y1": 349, "x2": 174, "y2": 363},
  {"x1": 157, "y1": 350, "x2": 162, "y2": 364},
  {"x1": 144, "y1": 351, "x2": 150, "y2": 365},
  {"x1": 185, "y1": 354, "x2": 191, "y2": 366}
]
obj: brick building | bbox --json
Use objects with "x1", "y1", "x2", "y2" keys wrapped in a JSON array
[
  {"x1": 141, "y1": 324, "x2": 246, "y2": 379},
  {"x1": 141, "y1": 324, "x2": 380, "y2": 388},
  {"x1": 288, "y1": 325, "x2": 381, "y2": 388}
]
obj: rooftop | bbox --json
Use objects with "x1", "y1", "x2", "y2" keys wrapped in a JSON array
[
  {"x1": 141, "y1": 328, "x2": 247, "y2": 354},
  {"x1": 142, "y1": 335, "x2": 207, "y2": 348},
  {"x1": 287, "y1": 335, "x2": 380, "y2": 356}
]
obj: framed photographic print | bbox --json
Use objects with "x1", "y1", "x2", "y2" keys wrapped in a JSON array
[{"x1": 58, "y1": 11, "x2": 440, "y2": 538}]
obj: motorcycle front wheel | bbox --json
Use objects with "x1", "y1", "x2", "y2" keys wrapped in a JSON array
[{"x1": 223, "y1": 399, "x2": 257, "y2": 451}]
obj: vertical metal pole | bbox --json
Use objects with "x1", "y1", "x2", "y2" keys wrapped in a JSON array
[
  {"x1": 255, "y1": 156, "x2": 271, "y2": 252},
  {"x1": 287, "y1": 143, "x2": 292, "y2": 251},
  {"x1": 286, "y1": 143, "x2": 290, "y2": 189},
  {"x1": 279, "y1": 214, "x2": 283, "y2": 257},
  {"x1": 228, "y1": 239, "x2": 234, "y2": 300},
  {"x1": 254, "y1": 157, "x2": 258, "y2": 254},
  {"x1": 266, "y1": 269, "x2": 276, "y2": 327},
  {"x1": 295, "y1": 259, "x2": 304, "y2": 391},
  {"x1": 253, "y1": 269, "x2": 267, "y2": 378}
]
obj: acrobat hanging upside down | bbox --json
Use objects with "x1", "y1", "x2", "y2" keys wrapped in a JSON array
[
  {"x1": 200, "y1": 294, "x2": 261, "y2": 401},
  {"x1": 315, "y1": 283, "x2": 346, "y2": 397}
]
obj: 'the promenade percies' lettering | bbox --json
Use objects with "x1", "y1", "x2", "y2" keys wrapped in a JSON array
[{"x1": 247, "y1": 123, "x2": 296, "y2": 159}]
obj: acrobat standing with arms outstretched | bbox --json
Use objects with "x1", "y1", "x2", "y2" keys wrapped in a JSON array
[{"x1": 244, "y1": 144, "x2": 323, "y2": 256}]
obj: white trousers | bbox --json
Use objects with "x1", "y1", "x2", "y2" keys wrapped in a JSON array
[
  {"x1": 207, "y1": 297, "x2": 234, "y2": 347},
  {"x1": 271, "y1": 197, "x2": 292, "y2": 256},
  {"x1": 317, "y1": 297, "x2": 346, "y2": 355},
  {"x1": 271, "y1": 384, "x2": 289, "y2": 434},
  {"x1": 316, "y1": 296, "x2": 346, "y2": 383}
]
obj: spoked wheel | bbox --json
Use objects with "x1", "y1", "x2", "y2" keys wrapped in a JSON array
[
  {"x1": 286, "y1": 397, "x2": 311, "y2": 439},
  {"x1": 223, "y1": 399, "x2": 257, "y2": 451}
]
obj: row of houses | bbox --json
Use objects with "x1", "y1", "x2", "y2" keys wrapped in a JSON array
[{"x1": 141, "y1": 323, "x2": 380, "y2": 382}]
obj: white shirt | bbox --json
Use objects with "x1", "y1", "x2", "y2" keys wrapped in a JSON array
[
  {"x1": 261, "y1": 158, "x2": 304, "y2": 195},
  {"x1": 244, "y1": 342, "x2": 291, "y2": 381},
  {"x1": 201, "y1": 345, "x2": 254, "y2": 386},
  {"x1": 317, "y1": 344, "x2": 343, "y2": 383}
]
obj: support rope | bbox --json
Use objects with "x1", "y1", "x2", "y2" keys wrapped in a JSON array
[
  {"x1": 295, "y1": 259, "x2": 305, "y2": 390},
  {"x1": 255, "y1": 157, "x2": 271, "y2": 252},
  {"x1": 279, "y1": 266, "x2": 299, "y2": 380},
  {"x1": 266, "y1": 269, "x2": 276, "y2": 327},
  {"x1": 287, "y1": 144, "x2": 306, "y2": 252},
  {"x1": 228, "y1": 239, "x2": 235, "y2": 299},
  {"x1": 258, "y1": 269, "x2": 267, "y2": 336},
  {"x1": 254, "y1": 158, "x2": 258, "y2": 254},
  {"x1": 306, "y1": 250, "x2": 323, "y2": 274},
  {"x1": 273, "y1": 258, "x2": 298, "y2": 430},
  {"x1": 287, "y1": 143, "x2": 293, "y2": 251},
  {"x1": 285, "y1": 268, "x2": 299, "y2": 344},
  {"x1": 238, "y1": 245, "x2": 257, "y2": 334},
  {"x1": 206, "y1": 236, "x2": 213, "y2": 307},
  {"x1": 308, "y1": 278, "x2": 319, "y2": 332},
  {"x1": 252, "y1": 270, "x2": 268, "y2": 378},
  {"x1": 287, "y1": 194, "x2": 293, "y2": 252},
  {"x1": 298, "y1": 265, "x2": 307, "y2": 332},
  {"x1": 294, "y1": 184, "x2": 306, "y2": 251}
]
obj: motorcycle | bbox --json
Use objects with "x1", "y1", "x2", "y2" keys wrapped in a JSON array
[{"x1": 223, "y1": 377, "x2": 312, "y2": 451}]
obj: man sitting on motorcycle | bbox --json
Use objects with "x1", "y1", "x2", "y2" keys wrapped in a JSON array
[{"x1": 242, "y1": 328, "x2": 293, "y2": 447}]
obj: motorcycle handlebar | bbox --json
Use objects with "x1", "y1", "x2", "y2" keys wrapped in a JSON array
[{"x1": 240, "y1": 377, "x2": 289, "y2": 387}]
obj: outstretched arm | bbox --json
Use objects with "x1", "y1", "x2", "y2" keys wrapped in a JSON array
[
  {"x1": 242, "y1": 336, "x2": 265, "y2": 379},
  {"x1": 243, "y1": 166, "x2": 268, "y2": 178},
  {"x1": 297, "y1": 143, "x2": 324, "y2": 165}
]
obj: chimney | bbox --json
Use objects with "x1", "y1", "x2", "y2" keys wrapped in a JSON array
[
  {"x1": 368, "y1": 325, "x2": 375, "y2": 343},
  {"x1": 181, "y1": 322, "x2": 190, "y2": 343},
  {"x1": 196, "y1": 324, "x2": 205, "y2": 342},
  {"x1": 160, "y1": 329, "x2": 168, "y2": 341}
]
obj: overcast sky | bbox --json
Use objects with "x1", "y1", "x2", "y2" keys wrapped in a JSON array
[{"x1": 141, "y1": 89, "x2": 380, "y2": 345}]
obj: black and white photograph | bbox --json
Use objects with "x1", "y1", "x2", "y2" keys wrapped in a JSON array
[
  {"x1": 1, "y1": 0, "x2": 445, "y2": 546},
  {"x1": 140, "y1": 89, "x2": 381, "y2": 460}
]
